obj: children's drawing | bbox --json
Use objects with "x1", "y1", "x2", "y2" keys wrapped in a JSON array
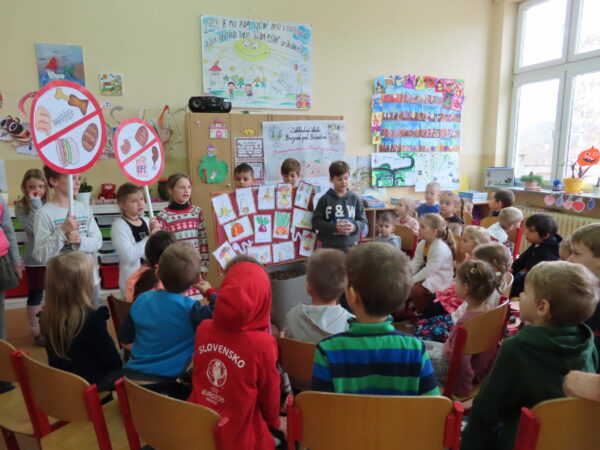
[
  {"x1": 247, "y1": 245, "x2": 272, "y2": 265},
  {"x1": 213, "y1": 241, "x2": 238, "y2": 270},
  {"x1": 414, "y1": 152, "x2": 460, "y2": 192},
  {"x1": 35, "y1": 43, "x2": 86, "y2": 88},
  {"x1": 299, "y1": 230, "x2": 316, "y2": 257},
  {"x1": 235, "y1": 187, "x2": 256, "y2": 216},
  {"x1": 276, "y1": 183, "x2": 292, "y2": 209},
  {"x1": 294, "y1": 181, "x2": 313, "y2": 209},
  {"x1": 292, "y1": 208, "x2": 313, "y2": 230},
  {"x1": 199, "y1": 145, "x2": 229, "y2": 184},
  {"x1": 371, "y1": 152, "x2": 416, "y2": 187},
  {"x1": 209, "y1": 118, "x2": 229, "y2": 139},
  {"x1": 258, "y1": 185, "x2": 275, "y2": 210},
  {"x1": 254, "y1": 214, "x2": 273, "y2": 244},
  {"x1": 211, "y1": 193, "x2": 237, "y2": 225},
  {"x1": 223, "y1": 215, "x2": 254, "y2": 243},
  {"x1": 272, "y1": 241, "x2": 295, "y2": 263},
  {"x1": 99, "y1": 73, "x2": 123, "y2": 96},
  {"x1": 273, "y1": 211, "x2": 291, "y2": 240}
]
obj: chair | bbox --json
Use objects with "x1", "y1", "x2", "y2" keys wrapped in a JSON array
[
  {"x1": 480, "y1": 216, "x2": 500, "y2": 228},
  {"x1": 444, "y1": 301, "x2": 510, "y2": 400},
  {"x1": 508, "y1": 224, "x2": 524, "y2": 260},
  {"x1": 462, "y1": 211, "x2": 473, "y2": 225},
  {"x1": 115, "y1": 377, "x2": 226, "y2": 450},
  {"x1": 286, "y1": 392, "x2": 463, "y2": 450},
  {"x1": 278, "y1": 338, "x2": 316, "y2": 391},
  {"x1": 396, "y1": 225, "x2": 419, "y2": 258},
  {"x1": 107, "y1": 295, "x2": 132, "y2": 347},
  {"x1": 11, "y1": 351, "x2": 128, "y2": 449},
  {"x1": 513, "y1": 397, "x2": 600, "y2": 450}
]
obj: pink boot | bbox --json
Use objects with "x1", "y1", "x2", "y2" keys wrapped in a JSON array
[{"x1": 26, "y1": 305, "x2": 43, "y2": 345}]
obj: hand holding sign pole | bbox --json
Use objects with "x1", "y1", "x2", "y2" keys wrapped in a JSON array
[{"x1": 114, "y1": 118, "x2": 165, "y2": 219}]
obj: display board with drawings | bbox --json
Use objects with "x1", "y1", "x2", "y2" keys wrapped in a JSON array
[{"x1": 210, "y1": 181, "x2": 317, "y2": 270}]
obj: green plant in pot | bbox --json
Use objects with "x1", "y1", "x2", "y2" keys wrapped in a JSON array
[
  {"x1": 77, "y1": 177, "x2": 93, "y2": 205},
  {"x1": 520, "y1": 172, "x2": 543, "y2": 191}
]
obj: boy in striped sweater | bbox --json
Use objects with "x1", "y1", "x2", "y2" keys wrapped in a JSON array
[{"x1": 311, "y1": 242, "x2": 440, "y2": 396}]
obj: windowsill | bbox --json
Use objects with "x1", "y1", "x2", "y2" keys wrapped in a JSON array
[{"x1": 490, "y1": 185, "x2": 600, "y2": 199}]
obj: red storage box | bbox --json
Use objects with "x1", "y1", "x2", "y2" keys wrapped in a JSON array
[
  {"x1": 100, "y1": 264, "x2": 120, "y2": 289},
  {"x1": 6, "y1": 272, "x2": 28, "y2": 298}
]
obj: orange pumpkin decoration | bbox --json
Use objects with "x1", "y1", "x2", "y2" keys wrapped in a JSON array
[{"x1": 578, "y1": 147, "x2": 600, "y2": 166}]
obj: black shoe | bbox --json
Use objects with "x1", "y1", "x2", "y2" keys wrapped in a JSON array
[{"x1": 0, "y1": 381, "x2": 15, "y2": 394}]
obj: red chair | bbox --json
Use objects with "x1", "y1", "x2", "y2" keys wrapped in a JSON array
[{"x1": 508, "y1": 225, "x2": 524, "y2": 260}]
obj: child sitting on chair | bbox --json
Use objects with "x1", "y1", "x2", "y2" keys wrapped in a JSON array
[
  {"x1": 374, "y1": 212, "x2": 401, "y2": 249},
  {"x1": 488, "y1": 188, "x2": 515, "y2": 217},
  {"x1": 393, "y1": 197, "x2": 419, "y2": 235},
  {"x1": 486, "y1": 207, "x2": 523, "y2": 254}
]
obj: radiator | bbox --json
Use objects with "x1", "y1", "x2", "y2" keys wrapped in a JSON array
[{"x1": 517, "y1": 207, "x2": 600, "y2": 255}]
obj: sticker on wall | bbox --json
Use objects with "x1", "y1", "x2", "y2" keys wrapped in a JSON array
[
  {"x1": 588, "y1": 199, "x2": 596, "y2": 211},
  {"x1": 572, "y1": 198, "x2": 586, "y2": 213},
  {"x1": 213, "y1": 241, "x2": 238, "y2": 270},
  {"x1": 563, "y1": 197, "x2": 574, "y2": 210},
  {"x1": 99, "y1": 73, "x2": 123, "y2": 96},
  {"x1": 543, "y1": 195, "x2": 556, "y2": 206},
  {"x1": 195, "y1": 119, "x2": 202, "y2": 128},
  {"x1": 555, "y1": 196, "x2": 565, "y2": 208},
  {"x1": 209, "y1": 118, "x2": 229, "y2": 139},
  {"x1": 241, "y1": 127, "x2": 256, "y2": 136},
  {"x1": 198, "y1": 144, "x2": 228, "y2": 184}
]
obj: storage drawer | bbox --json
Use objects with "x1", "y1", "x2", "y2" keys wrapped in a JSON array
[
  {"x1": 96, "y1": 214, "x2": 120, "y2": 227},
  {"x1": 98, "y1": 253, "x2": 119, "y2": 264}
]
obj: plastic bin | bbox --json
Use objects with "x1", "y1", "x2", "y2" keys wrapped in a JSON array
[
  {"x1": 268, "y1": 261, "x2": 310, "y2": 330},
  {"x1": 100, "y1": 264, "x2": 120, "y2": 289},
  {"x1": 100, "y1": 227, "x2": 111, "y2": 239},
  {"x1": 99, "y1": 253, "x2": 119, "y2": 264},
  {"x1": 96, "y1": 214, "x2": 120, "y2": 227}
]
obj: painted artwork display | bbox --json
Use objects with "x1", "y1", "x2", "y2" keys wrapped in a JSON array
[
  {"x1": 276, "y1": 183, "x2": 293, "y2": 209},
  {"x1": 235, "y1": 137, "x2": 264, "y2": 184},
  {"x1": 201, "y1": 15, "x2": 312, "y2": 110},
  {"x1": 371, "y1": 152, "x2": 416, "y2": 187},
  {"x1": 294, "y1": 181, "x2": 313, "y2": 209},
  {"x1": 213, "y1": 241, "x2": 238, "y2": 270},
  {"x1": 35, "y1": 43, "x2": 86, "y2": 88},
  {"x1": 346, "y1": 155, "x2": 373, "y2": 196},
  {"x1": 247, "y1": 244, "x2": 272, "y2": 265},
  {"x1": 273, "y1": 211, "x2": 291, "y2": 239},
  {"x1": 235, "y1": 187, "x2": 257, "y2": 215},
  {"x1": 99, "y1": 73, "x2": 123, "y2": 96},
  {"x1": 299, "y1": 230, "x2": 316, "y2": 257},
  {"x1": 304, "y1": 177, "x2": 331, "y2": 210},
  {"x1": 414, "y1": 152, "x2": 460, "y2": 192},
  {"x1": 258, "y1": 185, "x2": 275, "y2": 210},
  {"x1": 198, "y1": 144, "x2": 229, "y2": 184},
  {"x1": 292, "y1": 208, "x2": 313, "y2": 230},
  {"x1": 253, "y1": 214, "x2": 272, "y2": 243},
  {"x1": 272, "y1": 241, "x2": 295, "y2": 263},
  {"x1": 224, "y1": 215, "x2": 254, "y2": 242},
  {"x1": 211, "y1": 193, "x2": 237, "y2": 225},
  {"x1": 263, "y1": 121, "x2": 345, "y2": 183}
]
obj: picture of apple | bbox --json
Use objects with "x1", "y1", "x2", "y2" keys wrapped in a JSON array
[{"x1": 572, "y1": 198, "x2": 585, "y2": 212}]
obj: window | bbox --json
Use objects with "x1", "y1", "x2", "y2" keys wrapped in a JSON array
[{"x1": 509, "y1": 0, "x2": 600, "y2": 184}]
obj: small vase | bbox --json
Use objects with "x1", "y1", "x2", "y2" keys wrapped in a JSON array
[
  {"x1": 563, "y1": 178, "x2": 583, "y2": 194},
  {"x1": 523, "y1": 181, "x2": 538, "y2": 191},
  {"x1": 77, "y1": 191, "x2": 92, "y2": 205}
]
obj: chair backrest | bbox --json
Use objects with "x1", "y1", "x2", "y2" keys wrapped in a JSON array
[
  {"x1": 462, "y1": 211, "x2": 473, "y2": 225},
  {"x1": 107, "y1": 295, "x2": 131, "y2": 337},
  {"x1": 508, "y1": 223, "x2": 524, "y2": 259},
  {"x1": 116, "y1": 378, "x2": 225, "y2": 450},
  {"x1": 278, "y1": 338, "x2": 316, "y2": 386},
  {"x1": 501, "y1": 272, "x2": 514, "y2": 299},
  {"x1": 480, "y1": 216, "x2": 499, "y2": 228},
  {"x1": 514, "y1": 397, "x2": 600, "y2": 450},
  {"x1": 0, "y1": 339, "x2": 17, "y2": 382},
  {"x1": 395, "y1": 225, "x2": 418, "y2": 257},
  {"x1": 287, "y1": 392, "x2": 463, "y2": 450}
]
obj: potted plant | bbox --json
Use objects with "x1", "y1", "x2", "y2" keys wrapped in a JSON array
[
  {"x1": 565, "y1": 147, "x2": 600, "y2": 194},
  {"x1": 77, "y1": 177, "x2": 93, "y2": 205},
  {"x1": 520, "y1": 172, "x2": 543, "y2": 191}
]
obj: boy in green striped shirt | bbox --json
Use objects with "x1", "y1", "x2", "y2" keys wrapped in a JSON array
[{"x1": 312, "y1": 242, "x2": 440, "y2": 396}]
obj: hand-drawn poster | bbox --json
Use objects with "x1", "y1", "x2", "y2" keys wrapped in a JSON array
[
  {"x1": 414, "y1": 152, "x2": 460, "y2": 192},
  {"x1": 213, "y1": 241, "x2": 238, "y2": 270},
  {"x1": 35, "y1": 43, "x2": 86, "y2": 88},
  {"x1": 211, "y1": 193, "x2": 237, "y2": 225},
  {"x1": 292, "y1": 208, "x2": 313, "y2": 230},
  {"x1": 272, "y1": 241, "x2": 295, "y2": 263},
  {"x1": 247, "y1": 245, "x2": 272, "y2": 264},
  {"x1": 294, "y1": 181, "x2": 313, "y2": 209},
  {"x1": 276, "y1": 183, "x2": 293, "y2": 209},
  {"x1": 371, "y1": 152, "x2": 416, "y2": 187},
  {"x1": 235, "y1": 187, "x2": 257, "y2": 215},
  {"x1": 253, "y1": 214, "x2": 273, "y2": 243},
  {"x1": 273, "y1": 211, "x2": 291, "y2": 239},
  {"x1": 201, "y1": 15, "x2": 312, "y2": 110},
  {"x1": 299, "y1": 230, "x2": 316, "y2": 257},
  {"x1": 99, "y1": 73, "x2": 123, "y2": 96},
  {"x1": 224, "y1": 215, "x2": 254, "y2": 242},
  {"x1": 258, "y1": 185, "x2": 275, "y2": 210},
  {"x1": 235, "y1": 137, "x2": 264, "y2": 183}
]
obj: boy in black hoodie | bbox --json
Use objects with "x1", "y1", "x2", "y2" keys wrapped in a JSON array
[
  {"x1": 311, "y1": 161, "x2": 367, "y2": 252},
  {"x1": 510, "y1": 213, "x2": 561, "y2": 297}
]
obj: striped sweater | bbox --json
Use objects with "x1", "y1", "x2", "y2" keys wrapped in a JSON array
[{"x1": 312, "y1": 318, "x2": 440, "y2": 396}]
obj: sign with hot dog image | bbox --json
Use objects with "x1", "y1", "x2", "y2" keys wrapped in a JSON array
[{"x1": 29, "y1": 80, "x2": 106, "y2": 173}]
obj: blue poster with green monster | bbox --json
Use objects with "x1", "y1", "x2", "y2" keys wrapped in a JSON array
[{"x1": 201, "y1": 15, "x2": 312, "y2": 110}]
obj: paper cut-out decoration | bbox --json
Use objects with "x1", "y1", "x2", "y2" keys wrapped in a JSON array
[
  {"x1": 198, "y1": 144, "x2": 228, "y2": 184},
  {"x1": 0, "y1": 115, "x2": 32, "y2": 148},
  {"x1": 35, "y1": 43, "x2": 86, "y2": 88},
  {"x1": 276, "y1": 184, "x2": 293, "y2": 209},
  {"x1": 292, "y1": 208, "x2": 313, "y2": 230},
  {"x1": 213, "y1": 241, "x2": 238, "y2": 270},
  {"x1": 242, "y1": 128, "x2": 256, "y2": 136},
  {"x1": 224, "y1": 215, "x2": 253, "y2": 243},
  {"x1": 273, "y1": 211, "x2": 291, "y2": 239},
  {"x1": 247, "y1": 245, "x2": 272, "y2": 265},
  {"x1": 99, "y1": 73, "x2": 123, "y2": 96},
  {"x1": 235, "y1": 187, "x2": 256, "y2": 216},
  {"x1": 258, "y1": 185, "x2": 275, "y2": 210},
  {"x1": 294, "y1": 182, "x2": 313, "y2": 209},
  {"x1": 195, "y1": 119, "x2": 201, "y2": 128},
  {"x1": 272, "y1": 241, "x2": 295, "y2": 263},
  {"x1": 555, "y1": 196, "x2": 565, "y2": 207},
  {"x1": 588, "y1": 199, "x2": 596, "y2": 210},
  {"x1": 254, "y1": 214, "x2": 273, "y2": 244},
  {"x1": 572, "y1": 198, "x2": 586, "y2": 213},
  {"x1": 543, "y1": 195, "x2": 556, "y2": 206},
  {"x1": 211, "y1": 193, "x2": 237, "y2": 225},
  {"x1": 563, "y1": 197, "x2": 573, "y2": 210},
  {"x1": 299, "y1": 230, "x2": 316, "y2": 257},
  {"x1": 209, "y1": 118, "x2": 229, "y2": 139}
]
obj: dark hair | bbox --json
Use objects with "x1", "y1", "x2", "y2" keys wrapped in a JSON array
[
  {"x1": 133, "y1": 230, "x2": 177, "y2": 300},
  {"x1": 329, "y1": 160, "x2": 350, "y2": 178},
  {"x1": 280, "y1": 158, "x2": 301, "y2": 176},
  {"x1": 234, "y1": 163, "x2": 254, "y2": 176},
  {"x1": 494, "y1": 189, "x2": 515, "y2": 208},
  {"x1": 224, "y1": 254, "x2": 263, "y2": 273},
  {"x1": 456, "y1": 260, "x2": 498, "y2": 303},
  {"x1": 525, "y1": 213, "x2": 558, "y2": 238},
  {"x1": 43, "y1": 165, "x2": 62, "y2": 188},
  {"x1": 345, "y1": 242, "x2": 412, "y2": 316},
  {"x1": 158, "y1": 242, "x2": 202, "y2": 293},
  {"x1": 116, "y1": 182, "x2": 143, "y2": 204},
  {"x1": 307, "y1": 249, "x2": 346, "y2": 301},
  {"x1": 18, "y1": 169, "x2": 48, "y2": 214},
  {"x1": 378, "y1": 211, "x2": 395, "y2": 225}
]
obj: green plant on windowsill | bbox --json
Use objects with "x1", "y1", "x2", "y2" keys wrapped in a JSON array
[
  {"x1": 79, "y1": 178, "x2": 93, "y2": 193},
  {"x1": 520, "y1": 172, "x2": 543, "y2": 190}
]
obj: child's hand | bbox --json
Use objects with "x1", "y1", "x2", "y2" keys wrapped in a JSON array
[
  {"x1": 563, "y1": 370, "x2": 600, "y2": 400},
  {"x1": 14, "y1": 267, "x2": 23, "y2": 280},
  {"x1": 60, "y1": 216, "x2": 79, "y2": 234},
  {"x1": 336, "y1": 220, "x2": 347, "y2": 234},
  {"x1": 195, "y1": 280, "x2": 212, "y2": 295},
  {"x1": 149, "y1": 217, "x2": 161, "y2": 234},
  {"x1": 67, "y1": 230, "x2": 81, "y2": 245}
]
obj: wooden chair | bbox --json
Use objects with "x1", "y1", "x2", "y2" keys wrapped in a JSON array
[
  {"x1": 444, "y1": 300, "x2": 510, "y2": 400},
  {"x1": 395, "y1": 225, "x2": 419, "y2": 258},
  {"x1": 278, "y1": 338, "x2": 316, "y2": 391},
  {"x1": 106, "y1": 295, "x2": 132, "y2": 346},
  {"x1": 513, "y1": 397, "x2": 600, "y2": 450},
  {"x1": 11, "y1": 351, "x2": 128, "y2": 450},
  {"x1": 286, "y1": 392, "x2": 464, "y2": 450},
  {"x1": 480, "y1": 216, "x2": 499, "y2": 228},
  {"x1": 115, "y1": 377, "x2": 226, "y2": 450}
]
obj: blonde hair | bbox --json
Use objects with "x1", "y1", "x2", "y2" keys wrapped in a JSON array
[
  {"x1": 473, "y1": 243, "x2": 512, "y2": 294},
  {"x1": 456, "y1": 260, "x2": 498, "y2": 303},
  {"x1": 394, "y1": 197, "x2": 415, "y2": 216},
  {"x1": 40, "y1": 252, "x2": 94, "y2": 360},
  {"x1": 425, "y1": 182, "x2": 441, "y2": 192},
  {"x1": 571, "y1": 223, "x2": 600, "y2": 258},
  {"x1": 18, "y1": 169, "x2": 48, "y2": 214},
  {"x1": 421, "y1": 213, "x2": 456, "y2": 257},
  {"x1": 462, "y1": 199, "x2": 473, "y2": 214},
  {"x1": 462, "y1": 226, "x2": 491, "y2": 247},
  {"x1": 440, "y1": 191, "x2": 459, "y2": 205},
  {"x1": 499, "y1": 207, "x2": 523, "y2": 228}
]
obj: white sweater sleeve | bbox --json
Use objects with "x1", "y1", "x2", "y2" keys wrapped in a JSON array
[
  {"x1": 411, "y1": 241, "x2": 427, "y2": 283},
  {"x1": 33, "y1": 207, "x2": 66, "y2": 263},
  {"x1": 111, "y1": 217, "x2": 148, "y2": 268},
  {"x1": 78, "y1": 204, "x2": 102, "y2": 254},
  {"x1": 421, "y1": 240, "x2": 454, "y2": 293}
]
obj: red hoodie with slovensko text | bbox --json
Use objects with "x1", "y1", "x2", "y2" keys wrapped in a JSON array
[{"x1": 188, "y1": 262, "x2": 280, "y2": 450}]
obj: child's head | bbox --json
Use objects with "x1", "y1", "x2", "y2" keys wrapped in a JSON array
[
  {"x1": 345, "y1": 242, "x2": 412, "y2": 318},
  {"x1": 419, "y1": 213, "x2": 456, "y2": 255},
  {"x1": 460, "y1": 226, "x2": 491, "y2": 255},
  {"x1": 234, "y1": 163, "x2": 254, "y2": 188},
  {"x1": 489, "y1": 188, "x2": 515, "y2": 211},
  {"x1": 377, "y1": 212, "x2": 396, "y2": 238},
  {"x1": 394, "y1": 197, "x2": 415, "y2": 220},
  {"x1": 569, "y1": 223, "x2": 600, "y2": 278},
  {"x1": 498, "y1": 207, "x2": 523, "y2": 231},
  {"x1": 439, "y1": 191, "x2": 459, "y2": 219},
  {"x1": 423, "y1": 182, "x2": 441, "y2": 206},
  {"x1": 306, "y1": 249, "x2": 346, "y2": 304},
  {"x1": 158, "y1": 242, "x2": 202, "y2": 294},
  {"x1": 167, "y1": 173, "x2": 191, "y2": 204},
  {"x1": 19, "y1": 168, "x2": 47, "y2": 212},
  {"x1": 559, "y1": 238, "x2": 572, "y2": 261},
  {"x1": 133, "y1": 230, "x2": 177, "y2": 300},
  {"x1": 473, "y1": 243, "x2": 512, "y2": 277},
  {"x1": 455, "y1": 259, "x2": 498, "y2": 304},
  {"x1": 525, "y1": 213, "x2": 558, "y2": 245},
  {"x1": 462, "y1": 198, "x2": 474, "y2": 215},
  {"x1": 43, "y1": 165, "x2": 81, "y2": 197},
  {"x1": 328, "y1": 160, "x2": 350, "y2": 194},
  {"x1": 116, "y1": 183, "x2": 145, "y2": 218},
  {"x1": 521, "y1": 261, "x2": 598, "y2": 326},
  {"x1": 280, "y1": 158, "x2": 301, "y2": 185},
  {"x1": 224, "y1": 254, "x2": 263, "y2": 273}
]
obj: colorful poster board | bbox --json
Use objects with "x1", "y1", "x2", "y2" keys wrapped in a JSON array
[
  {"x1": 201, "y1": 15, "x2": 313, "y2": 110},
  {"x1": 234, "y1": 137, "x2": 265, "y2": 184},
  {"x1": 414, "y1": 152, "x2": 460, "y2": 192},
  {"x1": 371, "y1": 152, "x2": 416, "y2": 187}
]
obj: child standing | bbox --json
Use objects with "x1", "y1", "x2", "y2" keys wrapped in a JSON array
[
  {"x1": 188, "y1": 261, "x2": 280, "y2": 450},
  {"x1": 41, "y1": 252, "x2": 121, "y2": 391},
  {"x1": 112, "y1": 183, "x2": 159, "y2": 298},
  {"x1": 234, "y1": 163, "x2": 254, "y2": 188},
  {"x1": 462, "y1": 261, "x2": 598, "y2": 450},
  {"x1": 0, "y1": 195, "x2": 22, "y2": 342},
  {"x1": 312, "y1": 243, "x2": 439, "y2": 396},
  {"x1": 393, "y1": 197, "x2": 419, "y2": 235},
  {"x1": 311, "y1": 160, "x2": 367, "y2": 252},
  {"x1": 416, "y1": 181, "x2": 441, "y2": 216},
  {"x1": 280, "y1": 158, "x2": 301, "y2": 186},
  {"x1": 15, "y1": 169, "x2": 47, "y2": 344},
  {"x1": 488, "y1": 188, "x2": 515, "y2": 217},
  {"x1": 374, "y1": 212, "x2": 401, "y2": 248},
  {"x1": 33, "y1": 166, "x2": 102, "y2": 304}
]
